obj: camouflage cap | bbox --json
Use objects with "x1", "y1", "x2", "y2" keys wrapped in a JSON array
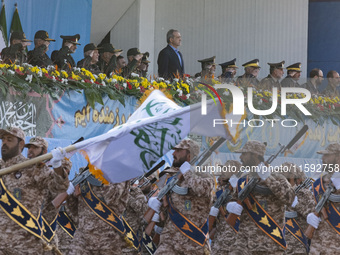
[
  {"x1": 235, "y1": 140, "x2": 266, "y2": 157},
  {"x1": 24, "y1": 136, "x2": 48, "y2": 149},
  {"x1": 219, "y1": 160, "x2": 242, "y2": 180},
  {"x1": 62, "y1": 158, "x2": 73, "y2": 174},
  {"x1": 317, "y1": 143, "x2": 340, "y2": 154},
  {"x1": 280, "y1": 162, "x2": 306, "y2": 180},
  {"x1": 0, "y1": 127, "x2": 25, "y2": 141},
  {"x1": 173, "y1": 139, "x2": 200, "y2": 159}
]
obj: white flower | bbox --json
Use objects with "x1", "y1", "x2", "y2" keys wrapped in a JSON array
[
  {"x1": 258, "y1": 99, "x2": 262, "y2": 105},
  {"x1": 101, "y1": 81, "x2": 106, "y2": 86},
  {"x1": 61, "y1": 78, "x2": 68, "y2": 84},
  {"x1": 177, "y1": 89, "x2": 183, "y2": 96},
  {"x1": 8, "y1": 70, "x2": 15, "y2": 75},
  {"x1": 37, "y1": 71, "x2": 42, "y2": 77},
  {"x1": 93, "y1": 74, "x2": 98, "y2": 79},
  {"x1": 158, "y1": 77, "x2": 164, "y2": 82},
  {"x1": 25, "y1": 74, "x2": 33, "y2": 83},
  {"x1": 165, "y1": 80, "x2": 170, "y2": 84},
  {"x1": 150, "y1": 80, "x2": 155, "y2": 84},
  {"x1": 123, "y1": 83, "x2": 127, "y2": 88},
  {"x1": 90, "y1": 79, "x2": 94, "y2": 84},
  {"x1": 81, "y1": 80, "x2": 85, "y2": 83},
  {"x1": 187, "y1": 93, "x2": 190, "y2": 99},
  {"x1": 173, "y1": 78, "x2": 179, "y2": 82},
  {"x1": 131, "y1": 72, "x2": 139, "y2": 78},
  {"x1": 112, "y1": 79, "x2": 117, "y2": 83},
  {"x1": 46, "y1": 65, "x2": 55, "y2": 71},
  {"x1": 52, "y1": 76, "x2": 56, "y2": 82}
]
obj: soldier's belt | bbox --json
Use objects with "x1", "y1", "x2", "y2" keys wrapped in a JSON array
[
  {"x1": 284, "y1": 216, "x2": 310, "y2": 253},
  {"x1": 313, "y1": 177, "x2": 340, "y2": 236},
  {"x1": 0, "y1": 178, "x2": 45, "y2": 240},
  {"x1": 237, "y1": 177, "x2": 287, "y2": 249},
  {"x1": 80, "y1": 181, "x2": 140, "y2": 251},
  {"x1": 167, "y1": 196, "x2": 208, "y2": 246},
  {"x1": 284, "y1": 211, "x2": 298, "y2": 219}
]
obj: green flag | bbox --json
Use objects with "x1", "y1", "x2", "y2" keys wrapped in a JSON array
[
  {"x1": 10, "y1": 6, "x2": 22, "y2": 34},
  {"x1": 0, "y1": 2, "x2": 8, "y2": 49}
]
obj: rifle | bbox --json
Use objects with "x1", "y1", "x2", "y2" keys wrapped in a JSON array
[
  {"x1": 294, "y1": 178, "x2": 313, "y2": 194},
  {"x1": 143, "y1": 137, "x2": 227, "y2": 235},
  {"x1": 52, "y1": 167, "x2": 91, "y2": 208},
  {"x1": 130, "y1": 160, "x2": 165, "y2": 185},
  {"x1": 208, "y1": 183, "x2": 233, "y2": 235},
  {"x1": 305, "y1": 183, "x2": 334, "y2": 239},
  {"x1": 226, "y1": 125, "x2": 309, "y2": 227}
]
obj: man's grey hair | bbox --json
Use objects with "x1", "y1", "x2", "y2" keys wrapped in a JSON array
[{"x1": 166, "y1": 29, "x2": 179, "y2": 44}]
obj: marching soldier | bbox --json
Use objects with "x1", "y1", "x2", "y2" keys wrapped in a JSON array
[
  {"x1": 147, "y1": 139, "x2": 214, "y2": 254},
  {"x1": 66, "y1": 168, "x2": 131, "y2": 254},
  {"x1": 258, "y1": 61, "x2": 285, "y2": 91},
  {"x1": 235, "y1": 59, "x2": 261, "y2": 88},
  {"x1": 307, "y1": 143, "x2": 340, "y2": 255},
  {"x1": 226, "y1": 141, "x2": 295, "y2": 255},
  {"x1": 280, "y1": 162, "x2": 314, "y2": 255},
  {"x1": 0, "y1": 127, "x2": 69, "y2": 254},
  {"x1": 218, "y1": 58, "x2": 238, "y2": 84},
  {"x1": 210, "y1": 160, "x2": 241, "y2": 255}
]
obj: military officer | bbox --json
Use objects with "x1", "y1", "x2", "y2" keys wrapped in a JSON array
[
  {"x1": 77, "y1": 43, "x2": 102, "y2": 74},
  {"x1": 51, "y1": 34, "x2": 80, "y2": 72},
  {"x1": 281, "y1": 62, "x2": 302, "y2": 88},
  {"x1": 258, "y1": 61, "x2": 285, "y2": 91},
  {"x1": 27, "y1": 30, "x2": 55, "y2": 67},
  {"x1": 147, "y1": 139, "x2": 214, "y2": 255},
  {"x1": 218, "y1": 58, "x2": 238, "y2": 83},
  {"x1": 235, "y1": 59, "x2": 261, "y2": 88},
  {"x1": 97, "y1": 43, "x2": 123, "y2": 76},
  {"x1": 122, "y1": 48, "x2": 144, "y2": 78},
  {"x1": 195, "y1": 56, "x2": 217, "y2": 83},
  {"x1": 1, "y1": 31, "x2": 32, "y2": 65}
]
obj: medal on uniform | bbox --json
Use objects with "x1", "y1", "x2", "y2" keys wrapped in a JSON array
[
  {"x1": 184, "y1": 200, "x2": 191, "y2": 211},
  {"x1": 14, "y1": 172, "x2": 22, "y2": 179},
  {"x1": 13, "y1": 188, "x2": 21, "y2": 200}
]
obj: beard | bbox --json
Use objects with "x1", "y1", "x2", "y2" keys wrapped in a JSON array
[{"x1": 1, "y1": 143, "x2": 20, "y2": 162}]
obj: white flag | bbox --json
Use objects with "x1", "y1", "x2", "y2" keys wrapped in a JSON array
[{"x1": 75, "y1": 90, "x2": 231, "y2": 183}]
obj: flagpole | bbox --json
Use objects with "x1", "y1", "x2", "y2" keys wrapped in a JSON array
[{"x1": 0, "y1": 144, "x2": 77, "y2": 176}]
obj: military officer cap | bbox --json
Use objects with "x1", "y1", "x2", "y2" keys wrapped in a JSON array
[
  {"x1": 24, "y1": 137, "x2": 48, "y2": 149},
  {"x1": 142, "y1": 52, "x2": 150, "y2": 63},
  {"x1": 235, "y1": 140, "x2": 266, "y2": 157},
  {"x1": 267, "y1": 60, "x2": 285, "y2": 69},
  {"x1": 34, "y1": 30, "x2": 55, "y2": 42},
  {"x1": 100, "y1": 43, "x2": 122, "y2": 54},
  {"x1": 173, "y1": 139, "x2": 200, "y2": 159},
  {"x1": 198, "y1": 56, "x2": 216, "y2": 68},
  {"x1": 0, "y1": 126, "x2": 25, "y2": 141},
  {"x1": 11, "y1": 31, "x2": 32, "y2": 42},
  {"x1": 83, "y1": 43, "x2": 102, "y2": 53},
  {"x1": 242, "y1": 59, "x2": 261, "y2": 68},
  {"x1": 219, "y1": 58, "x2": 238, "y2": 69},
  {"x1": 317, "y1": 143, "x2": 340, "y2": 154},
  {"x1": 127, "y1": 48, "x2": 143, "y2": 57},
  {"x1": 286, "y1": 62, "x2": 302, "y2": 72},
  {"x1": 60, "y1": 34, "x2": 81, "y2": 45}
]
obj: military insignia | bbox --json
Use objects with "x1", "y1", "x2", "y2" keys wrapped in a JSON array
[
  {"x1": 14, "y1": 172, "x2": 22, "y2": 179},
  {"x1": 259, "y1": 200, "x2": 267, "y2": 210},
  {"x1": 184, "y1": 200, "x2": 191, "y2": 211},
  {"x1": 13, "y1": 188, "x2": 21, "y2": 200}
]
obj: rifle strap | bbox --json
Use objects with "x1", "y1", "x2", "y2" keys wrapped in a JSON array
[
  {"x1": 167, "y1": 196, "x2": 208, "y2": 246},
  {"x1": 141, "y1": 230, "x2": 157, "y2": 254},
  {"x1": 237, "y1": 176, "x2": 287, "y2": 249},
  {"x1": 80, "y1": 181, "x2": 140, "y2": 251},
  {"x1": 284, "y1": 216, "x2": 310, "y2": 253},
  {"x1": 313, "y1": 177, "x2": 340, "y2": 235}
]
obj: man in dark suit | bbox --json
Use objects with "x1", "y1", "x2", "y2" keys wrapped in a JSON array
[{"x1": 157, "y1": 29, "x2": 184, "y2": 80}]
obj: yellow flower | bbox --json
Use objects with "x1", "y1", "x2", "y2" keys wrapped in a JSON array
[
  {"x1": 61, "y1": 71, "x2": 68, "y2": 78},
  {"x1": 98, "y1": 73, "x2": 106, "y2": 80},
  {"x1": 41, "y1": 68, "x2": 48, "y2": 74}
]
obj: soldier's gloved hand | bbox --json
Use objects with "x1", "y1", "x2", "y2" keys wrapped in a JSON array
[
  {"x1": 154, "y1": 225, "x2": 163, "y2": 235},
  {"x1": 291, "y1": 195, "x2": 298, "y2": 208},
  {"x1": 148, "y1": 197, "x2": 162, "y2": 213},
  {"x1": 229, "y1": 174, "x2": 239, "y2": 188},
  {"x1": 307, "y1": 213, "x2": 321, "y2": 229},
  {"x1": 50, "y1": 147, "x2": 66, "y2": 168},
  {"x1": 66, "y1": 182, "x2": 75, "y2": 195},
  {"x1": 179, "y1": 161, "x2": 191, "y2": 174},
  {"x1": 331, "y1": 172, "x2": 340, "y2": 190},
  {"x1": 226, "y1": 201, "x2": 243, "y2": 216},
  {"x1": 151, "y1": 213, "x2": 160, "y2": 222},
  {"x1": 256, "y1": 162, "x2": 271, "y2": 181},
  {"x1": 209, "y1": 206, "x2": 219, "y2": 217}
]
